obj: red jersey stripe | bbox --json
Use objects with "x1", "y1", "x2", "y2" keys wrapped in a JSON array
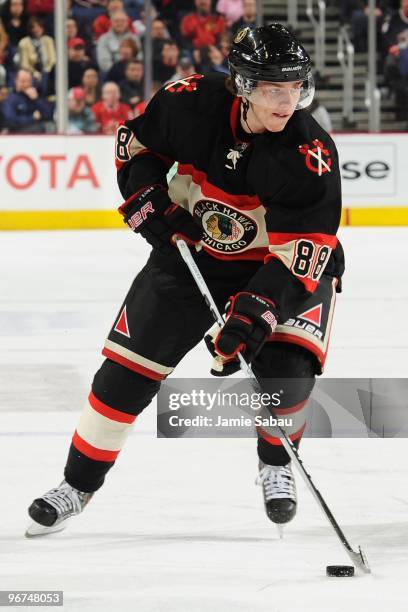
[
  {"x1": 72, "y1": 430, "x2": 120, "y2": 462},
  {"x1": 88, "y1": 391, "x2": 137, "y2": 424},
  {"x1": 178, "y1": 162, "x2": 262, "y2": 210},
  {"x1": 271, "y1": 332, "x2": 326, "y2": 366},
  {"x1": 267, "y1": 232, "x2": 338, "y2": 248},
  {"x1": 203, "y1": 245, "x2": 267, "y2": 261},
  {"x1": 229, "y1": 96, "x2": 241, "y2": 141},
  {"x1": 256, "y1": 422, "x2": 306, "y2": 446}
]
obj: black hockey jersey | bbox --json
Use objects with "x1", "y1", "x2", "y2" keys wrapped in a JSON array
[{"x1": 115, "y1": 73, "x2": 344, "y2": 321}]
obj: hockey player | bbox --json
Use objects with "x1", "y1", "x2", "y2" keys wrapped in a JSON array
[{"x1": 26, "y1": 24, "x2": 344, "y2": 537}]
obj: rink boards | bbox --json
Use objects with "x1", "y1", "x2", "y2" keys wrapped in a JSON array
[{"x1": 0, "y1": 133, "x2": 407, "y2": 229}]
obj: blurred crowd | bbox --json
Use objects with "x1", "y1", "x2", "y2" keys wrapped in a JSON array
[
  {"x1": 0, "y1": 0, "x2": 257, "y2": 134},
  {"x1": 1, "y1": 0, "x2": 408, "y2": 133},
  {"x1": 340, "y1": 0, "x2": 408, "y2": 122}
]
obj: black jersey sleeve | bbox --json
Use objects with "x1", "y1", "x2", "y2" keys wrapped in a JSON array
[
  {"x1": 114, "y1": 88, "x2": 175, "y2": 200},
  {"x1": 245, "y1": 128, "x2": 342, "y2": 322}
]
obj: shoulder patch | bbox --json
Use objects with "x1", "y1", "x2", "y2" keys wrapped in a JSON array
[
  {"x1": 298, "y1": 139, "x2": 332, "y2": 176},
  {"x1": 164, "y1": 74, "x2": 204, "y2": 94}
]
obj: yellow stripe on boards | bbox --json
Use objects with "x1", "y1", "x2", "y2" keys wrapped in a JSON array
[
  {"x1": 0, "y1": 210, "x2": 124, "y2": 230},
  {"x1": 1, "y1": 207, "x2": 408, "y2": 230},
  {"x1": 346, "y1": 207, "x2": 408, "y2": 226}
]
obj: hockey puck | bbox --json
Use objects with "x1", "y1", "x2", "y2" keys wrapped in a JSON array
[{"x1": 326, "y1": 565, "x2": 355, "y2": 577}]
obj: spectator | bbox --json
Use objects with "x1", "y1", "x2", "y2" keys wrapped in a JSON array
[
  {"x1": 155, "y1": 0, "x2": 194, "y2": 31},
  {"x1": 72, "y1": 0, "x2": 107, "y2": 27},
  {"x1": 168, "y1": 56, "x2": 196, "y2": 82},
  {"x1": 91, "y1": 80, "x2": 132, "y2": 133},
  {"x1": 122, "y1": 0, "x2": 143, "y2": 20},
  {"x1": 219, "y1": 31, "x2": 232, "y2": 58},
  {"x1": 200, "y1": 44, "x2": 229, "y2": 74},
  {"x1": 340, "y1": 0, "x2": 356, "y2": 24},
  {"x1": 96, "y1": 9, "x2": 140, "y2": 73},
  {"x1": 93, "y1": 0, "x2": 135, "y2": 39},
  {"x1": 153, "y1": 39, "x2": 179, "y2": 82},
  {"x1": 383, "y1": 0, "x2": 408, "y2": 54},
  {"x1": 81, "y1": 66, "x2": 101, "y2": 106},
  {"x1": 132, "y1": 4, "x2": 158, "y2": 39},
  {"x1": 0, "y1": 83, "x2": 8, "y2": 131},
  {"x1": 180, "y1": 0, "x2": 226, "y2": 49},
  {"x1": 18, "y1": 16, "x2": 56, "y2": 85},
  {"x1": 151, "y1": 18, "x2": 171, "y2": 61},
  {"x1": 119, "y1": 58, "x2": 143, "y2": 105},
  {"x1": 105, "y1": 35, "x2": 138, "y2": 82},
  {"x1": 345, "y1": 1, "x2": 388, "y2": 52},
  {"x1": 67, "y1": 86, "x2": 98, "y2": 133},
  {"x1": 0, "y1": 0, "x2": 28, "y2": 52},
  {"x1": 2, "y1": 68, "x2": 53, "y2": 132},
  {"x1": 231, "y1": 0, "x2": 256, "y2": 34},
  {"x1": 216, "y1": 0, "x2": 243, "y2": 28},
  {"x1": 66, "y1": 17, "x2": 79, "y2": 41},
  {"x1": 27, "y1": 0, "x2": 54, "y2": 34},
  {"x1": 66, "y1": 16, "x2": 93, "y2": 56},
  {"x1": 68, "y1": 37, "x2": 97, "y2": 88},
  {"x1": 133, "y1": 80, "x2": 161, "y2": 117},
  {"x1": 0, "y1": 17, "x2": 8, "y2": 64},
  {"x1": 27, "y1": 0, "x2": 54, "y2": 17},
  {"x1": 382, "y1": 0, "x2": 408, "y2": 118},
  {"x1": 0, "y1": 63, "x2": 6, "y2": 85}
]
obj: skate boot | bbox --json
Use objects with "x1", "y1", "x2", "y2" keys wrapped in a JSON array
[
  {"x1": 25, "y1": 480, "x2": 93, "y2": 537},
  {"x1": 256, "y1": 461, "x2": 297, "y2": 525}
]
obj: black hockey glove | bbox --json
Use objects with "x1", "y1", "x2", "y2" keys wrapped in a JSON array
[
  {"x1": 118, "y1": 184, "x2": 202, "y2": 254},
  {"x1": 204, "y1": 292, "x2": 278, "y2": 377}
]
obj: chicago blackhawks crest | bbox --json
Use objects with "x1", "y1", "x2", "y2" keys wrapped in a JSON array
[
  {"x1": 193, "y1": 200, "x2": 258, "y2": 253},
  {"x1": 298, "y1": 139, "x2": 332, "y2": 176},
  {"x1": 164, "y1": 74, "x2": 204, "y2": 94}
]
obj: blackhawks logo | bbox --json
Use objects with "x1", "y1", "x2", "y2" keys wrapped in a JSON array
[
  {"x1": 164, "y1": 74, "x2": 204, "y2": 93},
  {"x1": 298, "y1": 139, "x2": 332, "y2": 176},
  {"x1": 193, "y1": 200, "x2": 258, "y2": 253}
]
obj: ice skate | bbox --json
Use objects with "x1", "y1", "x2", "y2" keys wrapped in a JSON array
[
  {"x1": 25, "y1": 480, "x2": 93, "y2": 537},
  {"x1": 256, "y1": 461, "x2": 297, "y2": 529}
]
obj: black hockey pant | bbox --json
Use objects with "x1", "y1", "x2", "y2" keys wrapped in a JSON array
[{"x1": 64, "y1": 249, "x2": 334, "y2": 492}]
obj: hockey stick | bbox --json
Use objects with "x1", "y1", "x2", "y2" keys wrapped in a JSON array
[{"x1": 175, "y1": 237, "x2": 371, "y2": 574}]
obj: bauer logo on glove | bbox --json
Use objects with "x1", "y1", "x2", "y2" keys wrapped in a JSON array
[
  {"x1": 127, "y1": 201, "x2": 154, "y2": 230},
  {"x1": 118, "y1": 184, "x2": 203, "y2": 254},
  {"x1": 204, "y1": 292, "x2": 278, "y2": 376}
]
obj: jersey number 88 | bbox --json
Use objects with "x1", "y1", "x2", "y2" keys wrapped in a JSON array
[{"x1": 292, "y1": 240, "x2": 331, "y2": 281}]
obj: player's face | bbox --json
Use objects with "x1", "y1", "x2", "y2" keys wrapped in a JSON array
[{"x1": 249, "y1": 81, "x2": 302, "y2": 132}]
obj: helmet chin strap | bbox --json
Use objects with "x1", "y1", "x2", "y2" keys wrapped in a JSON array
[{"x1": 241, "y1": 98, "x2": 254, "y2": 134}]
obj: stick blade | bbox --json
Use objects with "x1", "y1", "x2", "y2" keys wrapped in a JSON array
[{"x1": 348, "y1": 546, "x2": 371, "y2": 574}]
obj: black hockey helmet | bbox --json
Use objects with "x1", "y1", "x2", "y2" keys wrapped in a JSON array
[{"x1": 228, "y1": 24, "x2": 314, "y2": 109}]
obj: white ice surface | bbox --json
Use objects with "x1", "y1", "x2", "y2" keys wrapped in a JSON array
[{"x1": 1, "y1": 228, "x2": 408, "y2": 611}]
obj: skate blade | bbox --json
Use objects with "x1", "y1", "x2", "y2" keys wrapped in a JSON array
[
  {"x1": 276, "y1": 524, "x2": 284, "y2": 539},
  {"x1": 25, "y1": 519, "x2": 69, "y2": 538}
]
